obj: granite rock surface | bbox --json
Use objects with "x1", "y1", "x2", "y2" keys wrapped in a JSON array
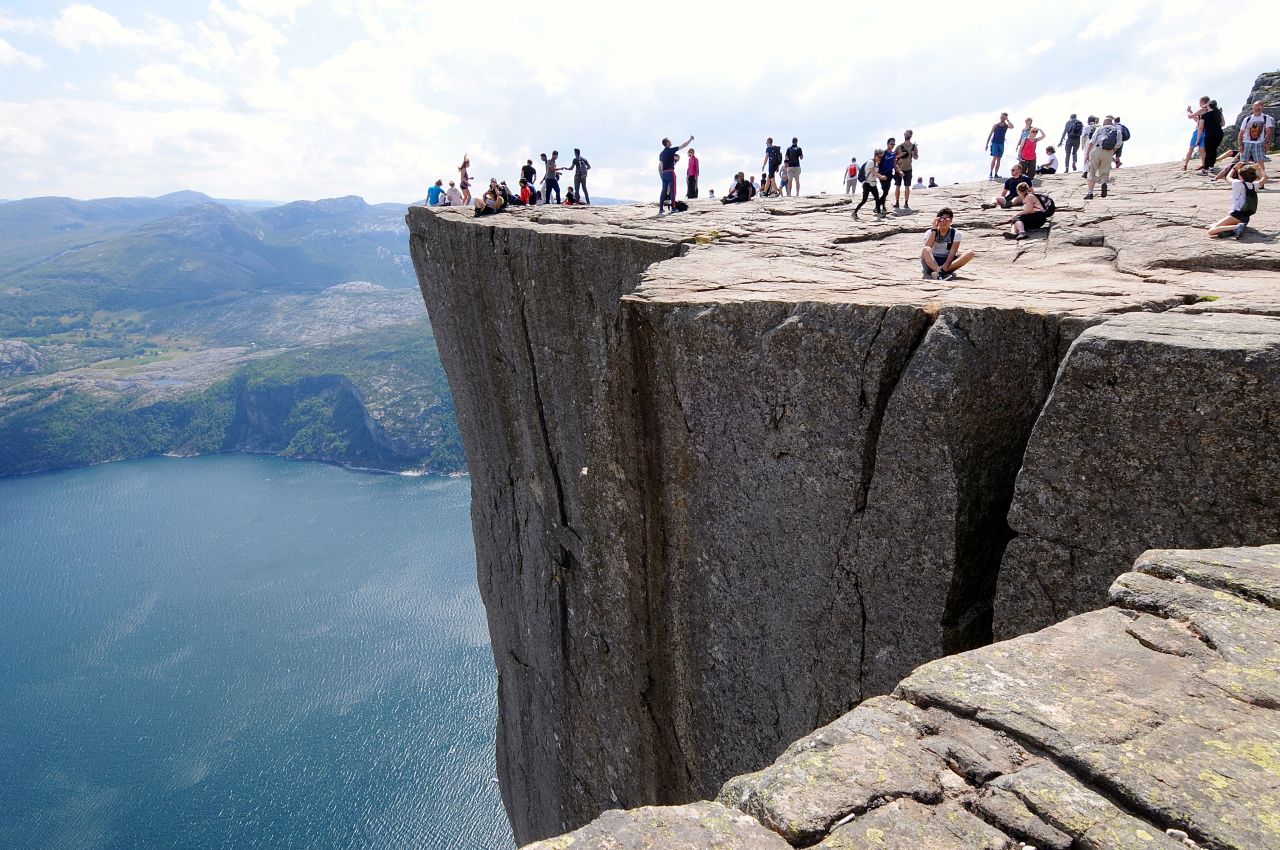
[
  {"x1": 532, "y1": 545, "x2": 1280, "y2": 850},
  {"x1": 408, "y1": 160, "x2": 1279, "y2": 843}
]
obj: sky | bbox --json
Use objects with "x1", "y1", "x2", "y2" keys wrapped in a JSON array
[{"x1": 0, "y1": 0, "x2": 1273, "y2": 204}]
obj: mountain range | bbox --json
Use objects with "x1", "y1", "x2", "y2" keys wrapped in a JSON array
[{"x1": 0, "y1": 192, "x2": 462, "y2": 476}]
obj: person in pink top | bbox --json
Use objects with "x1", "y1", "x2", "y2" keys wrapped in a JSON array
[{"x1": 686, "y1": 148, "x2": 700, "y2": 199}]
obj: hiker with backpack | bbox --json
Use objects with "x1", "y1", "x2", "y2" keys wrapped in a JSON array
[
  {"x1": 568, "y1": 148, "x2": 591, "y2": 204},
  {"x1": 1208, "y1": 162, "x2": 1264, "y2": 238},
  {"x1": 852, "y1": 151, "x2": 887, "y2": 218},
  {"x1": 844, "y1": 157, "x2": 859, "y2": 194},
  {"x1": 785, "y1": 137, "x2": 804, "y2": 196},
  {"x1": 1239, "y1": 101, "x2": 1275, "y2": 164},
  {"x1": 1112, "y1": 118, "x2": 1130, "y2": 168},
  {"x1": 1059, "y1": 114, "x2": 1084, "y2": 172},
  {"x1": 1084, "y1": 117, "x2": 1121, "y2": 200},
  {"x1": 920, "y1": 207, "x2": 975, "y2": 280},
  {"x1": 985, "y1": 113, "x2": 1014, "y2": 179},
  {"x1": 761, "y1": 138, "x2": 783, "y2": 196},
  {"x1": 1005, "y1": 183, "x2": 1053, "y2": 240}
]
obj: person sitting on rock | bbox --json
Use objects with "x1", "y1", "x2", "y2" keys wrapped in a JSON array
[
  {"x1": 444, "y1": 181, "x2": 464, "y2": 207},
  {"x1": 920, "y1": 207, "x2": 975, "y2": 280},
  {"x1": 1037, "y1": 146, "x2": 1059, "y2": 175},
  {"x1": 563, "y1": 188, "x2": 581, "y2": 205},
  {"x1": 983, "y1": 163, "x2": 1033, "y2": 209},
  {"x1": 1208, "y1": 162, "x2": 1263, "y2": 239},
  {"x1": 427, "y1": 179, "x2": 446, "y2": 206},
  {"x1": 473, "y1": 185, "x2": 505, "y2": 216},
  {"x1": 928, "y1": 177, "x2": 938, "y2": 188},
  {"x1": 1006, "y1": 183, "x2": 1048, "y2": 240},
  {"x1": 518, "y1": 178, "x2": 534, "y2": 205},
  {"x1": 721, "y1": 172, "x2": 753, "y2": 204}
]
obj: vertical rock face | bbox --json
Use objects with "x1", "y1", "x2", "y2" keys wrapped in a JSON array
[
  {"x1": 408, "y1": 162, "x2": 1280, "y2": 844},
  {"x1": 995, "y1": 311, "x2": 1280, "y2": 638}
]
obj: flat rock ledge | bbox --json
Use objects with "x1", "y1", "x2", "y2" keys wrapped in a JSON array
[{"x1": 526, "y1": 544, "x2": 1280, "y2": 850}]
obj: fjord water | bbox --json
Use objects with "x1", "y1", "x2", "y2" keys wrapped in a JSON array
[{"x1": 0, "y1": 455, "x2": 513, "y2": 850}]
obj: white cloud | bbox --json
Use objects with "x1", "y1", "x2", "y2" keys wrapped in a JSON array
[
  {"x1": 1077, "y1": 8, "x2": 1139, "y2": 40},
  {"x1": 109, "y1": 64, "x2": 226, "y2": 106},
  {"x1": 50, "y1": 4, "x2": 181, "y2": 51},
  {"x1": 1028, "y1": 39, "x2": 1054, "y2": 56},
  {"x1": 0, "y1": 36, "x2": 44, "y2": 69}
]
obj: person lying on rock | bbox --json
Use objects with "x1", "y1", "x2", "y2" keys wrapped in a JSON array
[
  {"x1": 1208, "y1": 162, "x2": 1263, "y2": 239},
  {"x1": 920, "y1": 207, "x2": 975, "y2": 280},
  {"x1": 982, "y1": 163, "x2": 1033, "y2": 209},
  {"x1": 1006, "y1": 183, "x2": 1048, "y2": 240}
]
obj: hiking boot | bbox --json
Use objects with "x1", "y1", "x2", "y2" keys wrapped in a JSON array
[
  {"x1": 894, "y1": 203, "x2": 900, "y2": 209},
  {"x1": 981, "y1": 202, "x2": 995, "y2": 210},
  {"x1": 1101, "y1": 183, "x2": 1108, "y2": 198},
  {"x1": 1003, "y1": 231, "x2": 1017, "y2": 239},
  {"x1": 1083, "y1": 193, "x2": 1094, "y2": 200},
  {"x1": 940, "y1": 271, "x2": 956, "y2": 281},
  {"x1": 1234, "y1": 222, "x2": 1246, "y2": 239},
  {"x1": 1014, "y1": 232, "x2": 1026, "y2": 240},
  {"x1": 903, "y1": 204, "x2": 911, "y2": 210}
]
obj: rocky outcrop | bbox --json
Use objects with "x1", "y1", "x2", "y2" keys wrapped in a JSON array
[
  {"x1": 1222, "y1": 70, "x2": 1280, "y2": 154},
  {"x1": 0, "y1": 340, "x2": 40, "y2": 376},
  {"x1": 408, "y1": 161, "x2": 1279, "y2": 844},
  {"x1": 527, "y1": 544, "x2": 1280, "y2": 850},
  {"x1": 995, "y1": 311, "x2": 1280, "y2": 637}
]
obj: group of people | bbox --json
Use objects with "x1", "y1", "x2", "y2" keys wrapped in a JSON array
[
  {"x1": 425, "y1": 149, "x2": 595, "y2": 212},
  {"x1": 848, "y1": 130, "x2": 922, "y2": 217}
]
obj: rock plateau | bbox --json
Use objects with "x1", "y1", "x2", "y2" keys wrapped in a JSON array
[{"x1": 408, "y1": 159, "x2": 1279, "y2": 845}]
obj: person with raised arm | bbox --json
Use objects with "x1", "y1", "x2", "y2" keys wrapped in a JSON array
[
  {"x1": 985, "y1": 112, "x2": 1014, "y2": 180},
  {"x1": 920, "y1": 207, "x2": 975, "y2": 280},
  {"x1": 659, "y1": 134, "x2": 693, "y2": 213}
]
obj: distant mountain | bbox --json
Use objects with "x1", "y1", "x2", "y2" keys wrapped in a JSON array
[
  {"x1": 0, "y1": 193, "x2": 415, "y2": 336},
  {"x1": 0, "y1": 191, "x2": 460, "y2": 477}
]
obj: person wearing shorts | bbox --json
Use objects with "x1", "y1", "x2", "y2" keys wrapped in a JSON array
[
  {"x1": 1084, "y1": 117, "x2": 1119, "y2": 200},
  {"x1": 1006, "y1": 183, "x2": 1047, "y2": 240},
  {"x1": 920, "y1": 207, "x2": 975, "y2": 280},
  {"x1": 985, "y1": 113, "x2": 1013, "y2": 179},
  {"x1": 785, "y1": 137, "x2": 803, "y2": 196},
  {"x1": 1208, "y1": 162, "x2": 1264, "y2": 237},
  {"x1": 761, "y1": 137, "x2": 782, "y2": 195},
  {"x1": 1184, "y1": 126, "x2": 1204, "y2": 171},
  {"x1": 894, "y1": 130, "x2": 919, "y2": 210},
  {"x1": 1239, "y1": 102, "x2": 1275, "y2": 164}
]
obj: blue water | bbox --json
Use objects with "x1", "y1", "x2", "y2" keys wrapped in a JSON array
[{"x1": 0, "y1": 455, "x2": 514, "y2": 850}]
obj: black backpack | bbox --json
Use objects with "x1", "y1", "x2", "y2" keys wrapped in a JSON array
[
  {"x1": 1119, "y1": 124, "x2": 1131, "y2": 142},
  {"x1": 1099, "y1": 126, "x2": 1119, "y2": 151},
  {"x1": 858, "y1": 161, "x2": 872, "y2": 182},
  {"x1": 1241, "y1": 182, "x2": 1259, "y2": 217},
  {"x1": 1069, "y1": 119, "x2": 1083, "y2": 137},
  {"x1": 1035, "y1": 193, "x2": 1056, "y2": 218}
]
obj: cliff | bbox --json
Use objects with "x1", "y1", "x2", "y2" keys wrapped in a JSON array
[
  {"x1": 407, "y1": 161, "x2": 1279, "y2": 844},
  {"x1": 527, "y1": 543, "x2": 1280, "y2": 850}
]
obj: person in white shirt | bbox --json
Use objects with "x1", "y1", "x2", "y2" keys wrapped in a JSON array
[
  {"x1": 444, "y1": 181, "x2": 464, "y2": 206},
  {"x1": 1208, "y1": 161, "x2": 1264, "y2": 238},
  {"x1": 1037, "y1": 146, "x2": 1060, "y2": 175}
]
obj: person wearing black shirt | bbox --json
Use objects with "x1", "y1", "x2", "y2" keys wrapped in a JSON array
[
  {"x1": 760, "y1": 137, "x2": 783, "y2": 195},
  {"x1": 981, "y1": 163, "x2": 1033, "y2": 209},
  {"x1": 1199, "y1": 100, "x2": 1224, "y2": 174},
  {"x1": 658, "y1": 134, "x2": 693, "y2": 213},
  {"x1": 521, "y1": 159, "x2": 536, "y2": 186},
  {"x1": 785, "y1": 137, "x2": 803, "y2": 196}
]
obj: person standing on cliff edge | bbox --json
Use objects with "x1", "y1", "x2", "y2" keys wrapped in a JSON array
[
  {"x1": 686, "y1": 148, "x2": 700, "y2": 199},
  {"x1": 569, "y1": 148, "x2": 591, "y2": 204},
  {"x1": 659, "y1": 134, "x2": 693, "y2": 213},
  {"x1": 985, "y1": 113, "x2": 1013, "y2": 180},
  {"x1": 785, "y1": 137, "x2": 804, "y2": 196}
]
